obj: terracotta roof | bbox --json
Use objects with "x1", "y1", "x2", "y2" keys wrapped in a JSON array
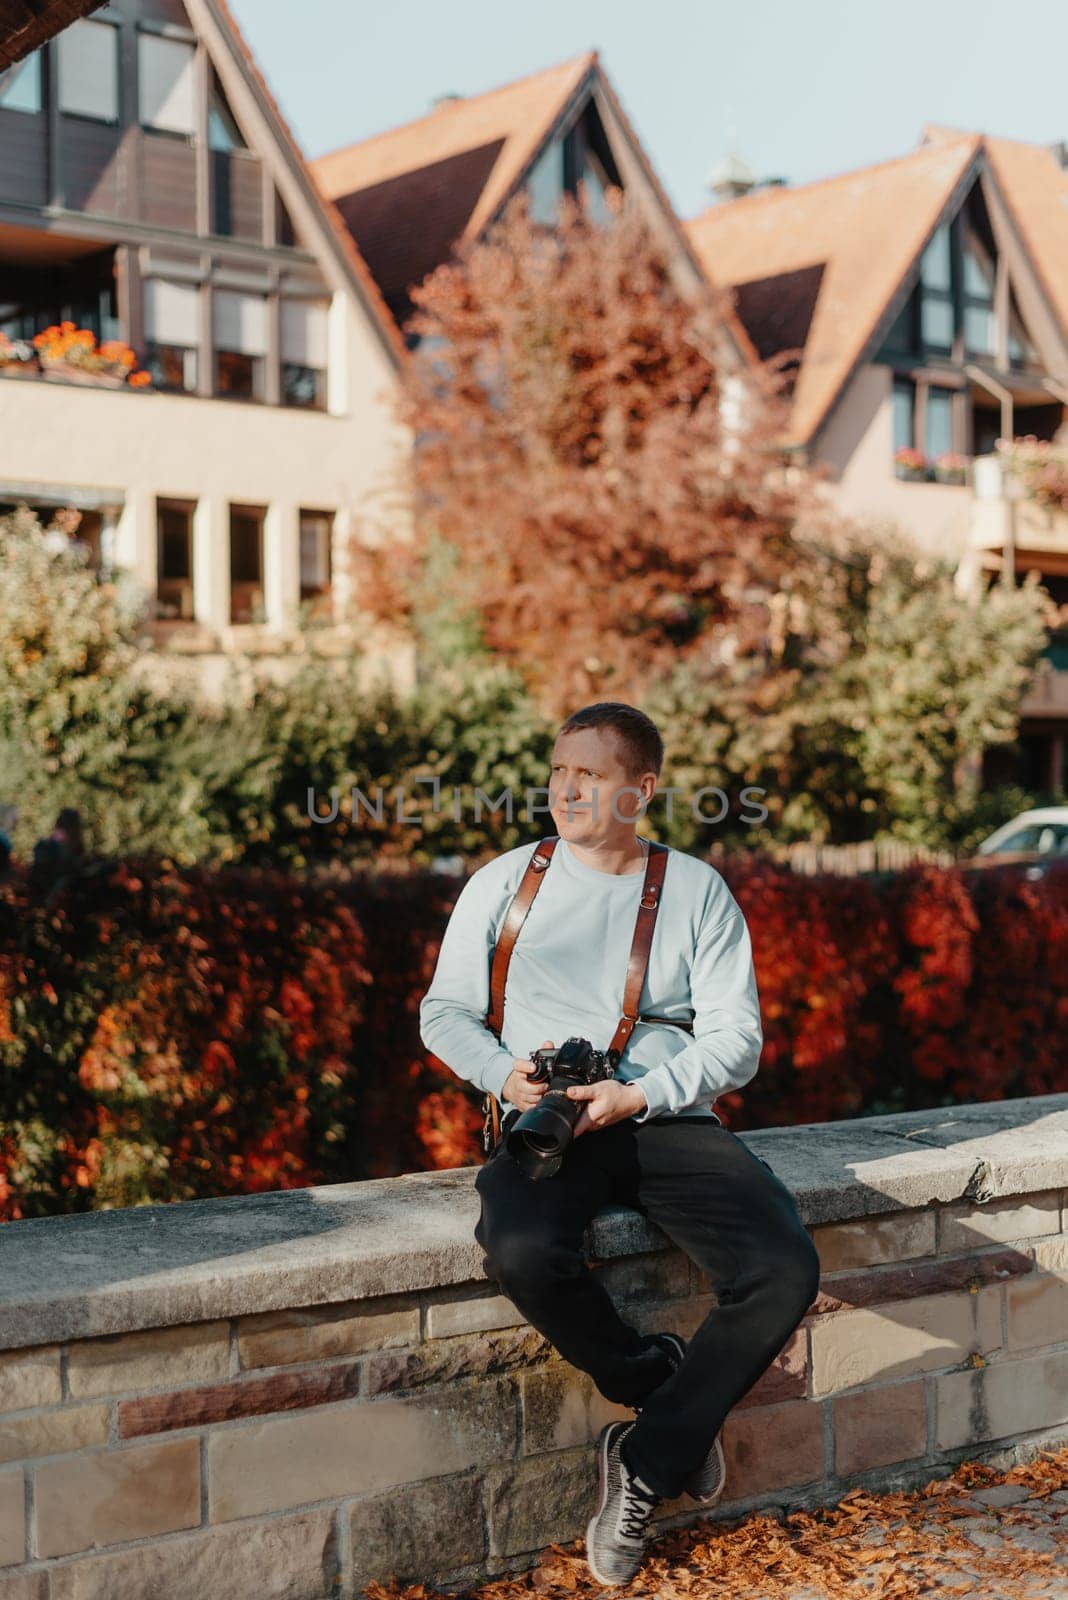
[
  {"x1": 686, "y1": 135, "x2": 983, "y2": 445},
  {"x1": 313, "y1": 52, "x2": 595, "y2": 232},
  {"x1": 979, "y1": 133, "x2": 1068, "y2": 351},
  {"x1": 0, "y1": 0, "x2": 104, "y2": 70},
  {"x1": 196, "y1": 0, "x2": 406, "y2": 367},
  {"x1": 311, "y1": 52, "x2": 595, "y2": 333},
  {"x1": 312, "y1": 50, "x2": 758, "y2": 371}
]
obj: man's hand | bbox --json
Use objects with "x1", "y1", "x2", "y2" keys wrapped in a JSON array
[
  {"x1": 502, "y1": 1041, "x2": 555, "y2": 1112},
  {"x1": 565, "y1": 1078, "x2": 647, "y2": 1137}
]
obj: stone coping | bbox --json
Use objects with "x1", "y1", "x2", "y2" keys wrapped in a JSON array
[{"x1": 0, "y1": 1094, "x2": 1065, "y2": 1352}]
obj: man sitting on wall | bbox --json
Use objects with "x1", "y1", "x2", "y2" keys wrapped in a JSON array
[{"x1": 419, "y1": 701, "x2": 820, "y2": 1587}]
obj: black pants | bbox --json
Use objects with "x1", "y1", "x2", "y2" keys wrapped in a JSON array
[{"x1": 474, "y1": 1110, "x2": 821, "y2": 1501}]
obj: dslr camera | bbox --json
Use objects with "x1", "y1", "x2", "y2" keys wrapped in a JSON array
[{"x1": 505, "y1": 1035, "x2": 619, "y2": 1181}]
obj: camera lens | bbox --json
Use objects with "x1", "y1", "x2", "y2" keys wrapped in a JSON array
[{"x1": 519, "y1": 1129, "x2": 557, "y2": 1153}]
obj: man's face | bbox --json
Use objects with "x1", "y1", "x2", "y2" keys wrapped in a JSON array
[{"x1": 548, "y1": 727, "x2": 656, "y2": 840}]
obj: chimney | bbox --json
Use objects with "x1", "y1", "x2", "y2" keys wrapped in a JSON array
[
  {"x1": 431, "y1": 92, "x2": 464, "y2": 110},
  {"x1": 707, "y1": 147, "x2": 757, "y2": 203}
]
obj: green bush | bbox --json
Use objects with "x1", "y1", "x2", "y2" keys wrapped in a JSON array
[
  {"x1": 178, "y1": 655, "x2": 556, "y2": 869},
  {"x1": 0, "y1": 508, "x2": 208, "y2": 861}
]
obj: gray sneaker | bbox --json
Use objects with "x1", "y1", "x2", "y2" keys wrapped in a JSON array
[
  {"x1": 585, "y1": 1420, "x2": 660, "y2": 1587},
  {"x1": 652, "y1": 1333, "x2": 727, "y2": 1507}
]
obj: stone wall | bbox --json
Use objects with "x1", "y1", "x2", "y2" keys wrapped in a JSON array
[{"x1": 0, "y1": 1095, "x2": 1066, "y2": 1598}]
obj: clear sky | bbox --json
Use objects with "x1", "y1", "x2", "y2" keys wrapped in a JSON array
[{"x1": 229, "y1": 0, "x2": 1068, "y2": 221}]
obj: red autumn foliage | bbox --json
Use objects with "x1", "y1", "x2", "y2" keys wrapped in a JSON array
[
  {"x1": 347, "y1": 186, "x2": 831, "y2": 719},
  {"x1": 0, "y1": 855, "x2": 1064, "y2": 1217},
  {"x1": 0, "y1": 858, "x2": 372, "y2": 1218}
]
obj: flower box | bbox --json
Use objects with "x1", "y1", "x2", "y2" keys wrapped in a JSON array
[
  {"x1": 893, "y1": 446, "x2": 928, "y2": 481},
  {"x1": 32, "y1": 323, "x2": 151, "y2": 389},
  {"x1": 39, "y1": 354, "x2": 129, "y2": 389},
  {"x1": 932, "y1": 452, "x2": 967, "y2": 486},
  {"x1": 0, "y1": 337, "x2": 39, "y2": 378}
]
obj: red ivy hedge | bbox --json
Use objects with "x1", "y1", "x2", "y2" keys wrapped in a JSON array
[
  {"x1": 0, "y1": 855, "x2": 1065, "y2": 1217},
  {"x1": 0, "y1": 860, "x2": 371, "y2": 1218}
]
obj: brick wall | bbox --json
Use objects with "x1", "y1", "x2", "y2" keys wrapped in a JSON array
[{"x1": 0, "y1": 1095, "x2": 1066, "y2": 1597}]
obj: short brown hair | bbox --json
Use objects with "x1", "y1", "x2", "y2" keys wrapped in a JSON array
[{"x1": 557, "y1": 702, "x2": 663, "y2": 781}]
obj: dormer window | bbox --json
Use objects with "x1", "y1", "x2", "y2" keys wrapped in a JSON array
[
  {"x1": 525, "y1": 101, "x2": 623, "y2": 226},
  {"x1": 878, "y1": 181, "x2": 1042, "y2": 379}
]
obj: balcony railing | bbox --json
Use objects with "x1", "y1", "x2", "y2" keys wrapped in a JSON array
[{"x1": 970, "y1": 451, "x2": 1068, "y2": 558}]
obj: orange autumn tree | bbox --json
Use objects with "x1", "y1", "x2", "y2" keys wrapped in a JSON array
[{"x1": 350, "y1": 185, "x2": 820, "y2": 717}]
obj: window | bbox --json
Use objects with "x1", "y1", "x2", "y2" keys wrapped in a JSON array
[
  {"x1": 527, "y1": 139, "x2": 563, "y2": 225},
  {"x1": 994, "y1": 824, "x2": 1068, "y2": 856},
  {"x1": 0, "y1": 51, "x2": 42, "y2": 114},
  {"x1": 276, "y1": 190, "x2": 296, "y2": 248},
  {"x1": 208, "y1": 74, "x2": 245, "y2": 152},
  {"x1": 57, "y1": 19, "x2": 119, "y2": 122},
  {"x1": 213, "y1": 290, "x2": 266, "y2": 401},
  {"x1": 575, "y1": 144, "x2": 611, "y2": 222},
  {"x1": 1008, "y1": 290, "x2": 1036, "y2": 368},
  {"x1": 143, "y1": 279, "x2": 199, "y2": 393},
  {"x1": 924, "y1": 386, "x2": 955, "y2": 459},
  {"x1": 892, "y1": 379, "x2": 961, "y2": 476},
  {"x1": 562, "y1": 104, "x2": 621, "y2": 226},
  {"x1": 892, "y1": 379, "x2": 915, "y2": 454},
  {"x1": 919, "y1": 226, "x2": 954, "y2": 355},
  {"x1": 881, "y1": 289, "x2": 918, "y2": 359},
  {"x1": 282, "y1": 362, "x2": 323, "y2": 407},
  {"x1": 138, "y1": 33, "x2": 196, "y2": 135},
  {"x1": 0, "y1": 246, "x2": 119, "y2": 343},
  {"x1": 281, "y1": 298, "x2": 328, "y2": 409},
  {"x1": 962, "y1": 229, "x2": 995, "y2": 358},
  {"x1": 156, "y1": 499, "x2": 195, "y2": 620},
  {"x1": 229, "y1": 504, "x2": 264, "y2": 623},
  {"x1": 216, "y1": 349, "x2": 259, "y2": 398},
  {"x1": 299, "y1": 510, "x2": 333, "y2": 612},
  {"x1": 877, "y1": 189, "x2": 1040, "y2": 381}
]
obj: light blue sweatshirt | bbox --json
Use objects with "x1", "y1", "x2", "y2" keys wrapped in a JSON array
[{"x1": 418, "y1": 837, "x2": 763, "y2": 1122}]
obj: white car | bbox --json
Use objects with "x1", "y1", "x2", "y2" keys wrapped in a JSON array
[{"x1": 972, "y1": 806, "x2": 1068, "y2": 866}]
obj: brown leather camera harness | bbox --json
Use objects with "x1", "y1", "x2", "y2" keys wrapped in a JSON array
[{"x1": 480, "y1": 834, "x2": 695, "y2": 1155}]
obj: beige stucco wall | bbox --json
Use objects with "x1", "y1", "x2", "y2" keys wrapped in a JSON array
[
  {"x1": 814, "y1": 362, "x2": 974, "y2": 562},
  {"x1": 0, "y1": 294, "x2": 415, "y2": 699}
]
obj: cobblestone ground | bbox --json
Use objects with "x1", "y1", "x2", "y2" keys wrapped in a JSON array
[{"x1": 366, "y1": 1445, "x2": 1068, "y2": 1599}]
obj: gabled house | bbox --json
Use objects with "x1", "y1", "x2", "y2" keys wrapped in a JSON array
[
  {"x1": 0, "y1": 0, "x2": 413, "y2": 697},
  {"x1": 688, "y1": 129, "x2": 1068, "y2": 795},
  {"x1": 311, "y1": 50, "x2": 754, "y2": 375}
]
